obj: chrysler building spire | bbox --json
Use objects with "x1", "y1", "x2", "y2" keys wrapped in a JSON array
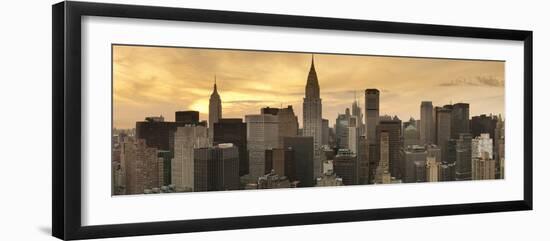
[{"x1": 305, "y1": 54, "x2": 320, "y2": 99}]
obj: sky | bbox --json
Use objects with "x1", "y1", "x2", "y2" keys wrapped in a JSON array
[{"x1": 113, "y1": 45, "x2": 505, "y2": 129}]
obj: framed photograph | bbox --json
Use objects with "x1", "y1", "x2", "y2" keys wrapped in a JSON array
[{"x1": 52, "y1": 1, "x2": 533, "y2": 240}]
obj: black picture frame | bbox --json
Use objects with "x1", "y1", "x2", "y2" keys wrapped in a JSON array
[{"x1": 52, "y1": 1, "x2": 533, "y2": 240}]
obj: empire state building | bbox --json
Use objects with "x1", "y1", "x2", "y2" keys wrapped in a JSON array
[
  {"x1": 208, "y1": 77, "x2": 222, "y2": 143},
  {"x1": 303, "y1": 55, "x2": 322, "y2": 176}
]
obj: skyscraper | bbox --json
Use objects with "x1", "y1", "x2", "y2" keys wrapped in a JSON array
[
  {"x1": 335, "y1": 113, "x2": 349, "y2": 149},
  {"x1": 352, "y1": 93, "x2": 364, "y2": 136},
  {"x1": 333, "y1": 149, "x2": 358, "y2": 185},
  {"x1": 347, "y1": 116, "x2": 359, "y2": 154},
  {"x1": 158, "y1": 150, "x2": 171, "y2": 186},
  {"x1": 265, "y1": 147, "x2": 295, "y2": 181},
  {"x1": 135, "y1": 114, "x2": 200, "y2": 151},
  {"x1": 374, "y1": 131, "x2": 391, "y2": 184},
  {"x1": 365, "y1": 89, "x2": 380, "y2": 143},
  {"x1": 420, "y1": 101, "x2": 434, "y2": 145},
  {"x1": 175, "y1": 111, "x2": 199, "y2": 124},
  {"x1": 261, "y1": 105, "x2": 299, "y2": 148},
  {"x1": 246, "y1": 114, "x2": 279, "y2": 179},
  {"x1": 472, "y1": 133, "x2": 493, "y2": 159},
  {"x1": 438, "y1": 162, "x2": 456, "y2": 182},
  {"x1": 403, "y1": 145, "x2": 427, "y2": 183},
  {"x1": 322, "y1": 119, "x2": 329, "y2": 146},
  {"x1": 120, "y1": 138, "x2": 161, "y2": 194},
  {"x1": 471, "y1": 114, "x2": 498, "y2": 140},
  {"x1": 455, "y1": 133, "x2": 473, "y2": 181},
  {"x1": 172, "y1": 125, "x2": 208, "y2": 192},
  {"x1": 283, "y1": 136, "x2": 314, "y2": 187},
  {"x1": 208, "y1": 77, "x2": 222, "y2": 143},
  {"x1": 472, "y1": 151, "x2": 496, "y2": 180},
  {"x1": 435, "y1": 106, "x2": 452, "y2": 163},
  {"x1": 302, "y1": 55, "x2": 323, "y2": 176},
  {"x1": 404, "y1": 125, "x2": 421, "y2": 147},
  {"x1": 426, "y1": 156, "x2": 439, "y2": 182},
  {"x1": 357, "y1": 136, "x2": 370, "y2": 184},
  {"x1": 193, "y1": 143, "x2": 240, "y2": 192},
  {"x1": 450, "y1": 103, "x2": 470, "y2": 139},
  {"x1": 494, "y1": 115, "x2": 505, "y2": 178},
  {"x1": 213, "y1": 118, "x2": 248, "y2": 176},
  {"x1": 403, "y1": 117, "x2": 417, "y2": 129},
  {"x1": 376, "y1": 117, "x2": 402, "y2": 179}
]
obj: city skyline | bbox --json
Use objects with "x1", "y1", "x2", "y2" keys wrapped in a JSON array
[
  {"x1": 113, "y1": 45, "x2": 505, "y2": 129},
  {"x1": 112, "y1": 44, "x2": 505, "y2": 195}
]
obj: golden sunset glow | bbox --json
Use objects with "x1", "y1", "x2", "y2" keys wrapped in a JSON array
[{"x1": 113, "y1": 45, "x2": 504, "y2": 129}]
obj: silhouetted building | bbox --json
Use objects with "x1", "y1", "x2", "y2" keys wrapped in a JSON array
[
  {"x1": 357, "y1": 136, "x2": 370, "y2": 184},
  {"x1": 265, "y1": 147, "x2": 295, "y2": 181},
  {"x1": 403, "y1": 145, "x2": 427, "y2": 183},
  {"x1": 135, "y1": 117, "x2": 175, "y2": 151},
  {"x1": 246, "y1": 114, "x2": 279, "y2": 179},
  {"x1": 365, "y1": 89, "x2": 380, "y2": 143},
  {"x1": 455, "y1": 133, "x2": 472, "y2": 181},
  {"x1": 376, "y1": 117, "x2": 402, "y2": 178},
  {"x1": 158, "y1": 150, "x2": 172, "y2": 186},
  {"x1": 284, "y1": 136, "x2": 314, "y2": 187},
  {"x1": 333, "y1": 149, "x2": 358, "y2": 185},
  {"x1": 322, "y1": 119, "x2": 329, "y2": 146},
  {"x1": 262, "y1": 105, "x2": 299, "y2": 148},
  {"x1": 471, "y1": 114, "x2": 498, "y2": 140},
  {"x1": 435, "y1": 106, "x2": 452, "y2": 163},
  {"x1": 368, "y1": 143, "x2": 378, "y2": 184},
  {"x1": 261, "y1": 107, "x2": 280, "y2": 115},
  {"x1": 193, "y1": 144, "x2": 240, "y2": 192},
  {"x1": 494, "y1": 115, "x2": 505, "y2": 178},
  {"x1": 175, "y1": 111, "x2": 199, "y2": 123},
  {"x1": 439, "y1": 162, "x2": 456, "y2": 181},
  {"x1": 450, "y1": 103, "x2": 470, "y2": 139},
  {"x1": 420, "y1": 101, "x2": 435, "y2": 145},
  {"x1": 214, "y1": 118, "x2": 248, "y2": 176},
  {"x1": 136, "y1": 112, "x2": 205, "y2": 152},
  {"x1": 446, "y1": 139, "x2": 457, "y2": 166}
]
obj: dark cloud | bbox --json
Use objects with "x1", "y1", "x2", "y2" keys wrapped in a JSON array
[
  {"x1": 223, "y1": 100, "x2": 275, "y2": 104},
  {"x1": 439, "y1": 76, "x2": 504, "y2": 87}
]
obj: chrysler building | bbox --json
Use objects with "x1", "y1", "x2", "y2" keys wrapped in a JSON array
[{"x1": 302, "y1": 55, "x2": 323, "y2": 176}]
